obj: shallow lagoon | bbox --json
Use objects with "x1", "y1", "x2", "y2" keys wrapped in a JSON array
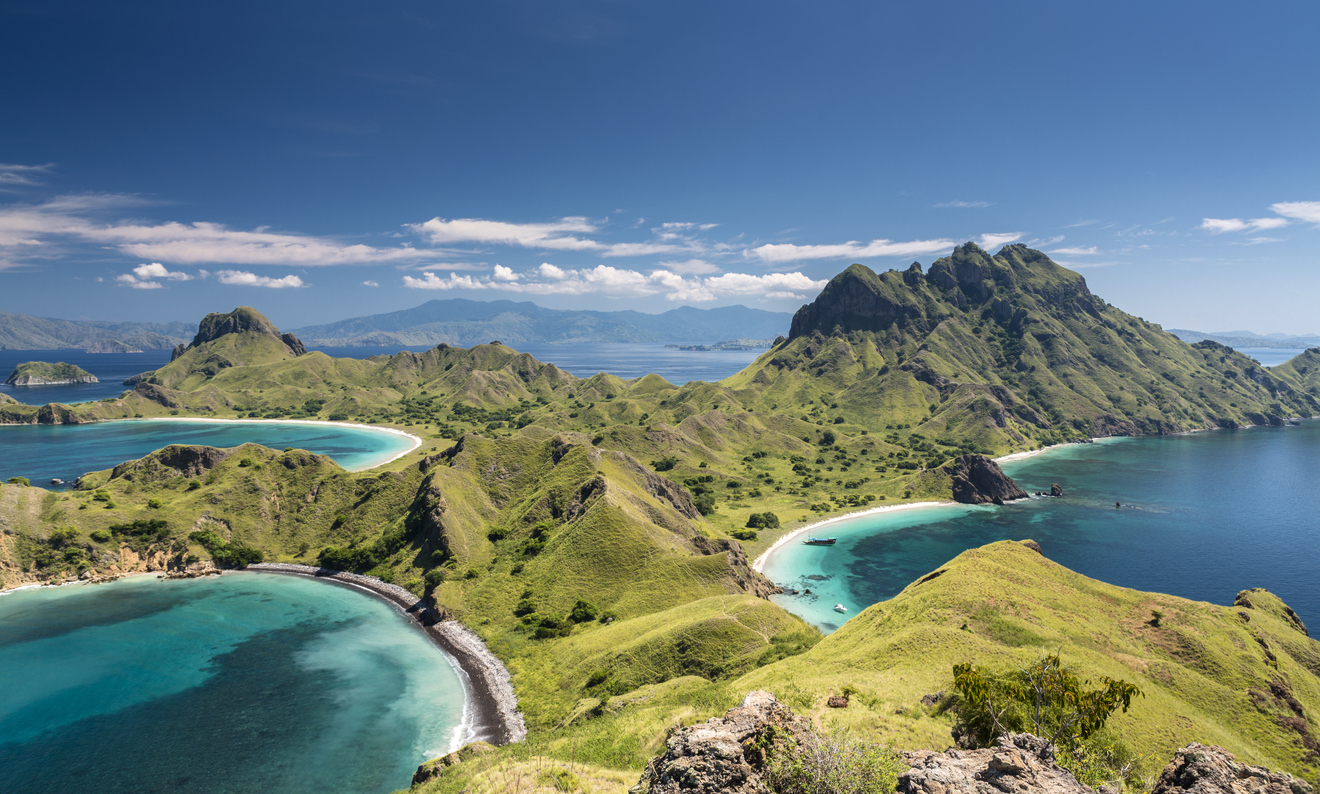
[
  {"x1": 0, "y1": 573, "x2": 467, "y2": 794},
  {"x1": 763, "y1": 421, "x2": 1320, "y2": 633},
  {"x1": 0, "y1": 419, "x2": 417, "y2": 486}
]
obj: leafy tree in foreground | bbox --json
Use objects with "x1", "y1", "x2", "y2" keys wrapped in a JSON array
[{"x1": 950, "y1": 653, "x2": 1141, "y2": 751}]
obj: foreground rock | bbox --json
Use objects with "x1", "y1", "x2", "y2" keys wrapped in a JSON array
[
  {"x1": 632, "y1": 690, "x2": 803, "y2": 793},
  {"x1": 899, "y1": 734, "x2": 1090, "y2": 794},
  {"x1": 943, "y1": 454, "x2": 1030, "y2": 505},
  {"x1": 1150, "y1": 743, "x2": 1313, "y2": 794}
]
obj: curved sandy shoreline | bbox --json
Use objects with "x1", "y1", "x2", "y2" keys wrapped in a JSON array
[
  {"x1": 246, "y1": 563, "x2": 526, "y2": 750},
  {"x1": 117, "y1": 417, "x2": 423, "y2": 470}
]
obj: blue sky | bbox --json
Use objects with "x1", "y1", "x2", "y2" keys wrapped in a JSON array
[{"x1": 2, "y1": 1, "x2": 1318, "y2": 333}]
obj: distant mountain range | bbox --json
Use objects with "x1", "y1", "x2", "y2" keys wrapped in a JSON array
[
  {"x1": 1168, "y1": 329, "x2": 1320, "y2": 350},
  {"x1": 0, "y1": 312, "x2": 194, "y2": 351},
  {"x1": 286, "y1": 299, "x2": 794, "y2": 347}
]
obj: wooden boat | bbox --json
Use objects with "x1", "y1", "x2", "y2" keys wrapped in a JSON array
[{"x1": 802, "y1": 537, "x2": 837, "y2": 546}]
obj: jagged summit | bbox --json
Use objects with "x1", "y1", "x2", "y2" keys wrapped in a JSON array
[{"x1": 172, "y1": 306, "x2": 306, "y2": 361}]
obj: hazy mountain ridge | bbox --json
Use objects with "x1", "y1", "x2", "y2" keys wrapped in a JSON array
[
  {"x1": 287, "y1": 299, "x2": 793, "y2": 347},
  {"x1": 0, "y1": 312, "x2": 193, "y2": 351},
  {"x1": 1169, "y1": 328, "x2": 1320, "y2": 350}
]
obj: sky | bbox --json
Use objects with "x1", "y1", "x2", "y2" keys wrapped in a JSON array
[{"x1": 1, "y1": 0, "x2": 1318, "y2": 334}]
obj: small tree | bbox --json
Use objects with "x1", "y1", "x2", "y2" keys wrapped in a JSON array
[{"x1": 950, "y1": 654, "x2": 1141, "y2": 752}]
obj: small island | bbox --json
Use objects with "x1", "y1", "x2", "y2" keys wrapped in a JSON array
[
  {"x1": 4, "y1": 361, "x2": 99, "y2": 386},
  {"x1": 85, "y1": 340, "x2": 144, "y2": 354}
]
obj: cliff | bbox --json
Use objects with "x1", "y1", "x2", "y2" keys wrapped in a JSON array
[{"x1": 5, "y1": 361, "x2": 99, "y2": 386}]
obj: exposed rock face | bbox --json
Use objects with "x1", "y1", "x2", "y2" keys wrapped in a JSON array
[
  {"x1": 898, "y1": 734, "x2": 1092, "y2": 794},
  {"x1": 632, "y1": 690, "x2": 804, "y2": 794},
  {"x1": 185, "y1": 306, "x2": 306, "y2": 357},
  {"x1": 169, "y1": 342, "x2": 187, "y2": 361},
  {"x1": 412, "y1": 741, "x2": 495, "y2": 785},
  {"x1": 1050, "y1": 483, "x2": 1064, "y2": 497},
  {"x1": 110, "y1": 445, "x2": 235, "y2": 480},
  {"x1": 943, "y1": 454, "x2": 1030, "y2": 505},
  {"x1": 1150, "y1": 743, "x2": 1313, "y2": 794}
]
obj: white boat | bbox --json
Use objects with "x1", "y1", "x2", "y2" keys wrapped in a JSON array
[{"x1": 833, "y1": 603, "x2": 847, "y2": 613}]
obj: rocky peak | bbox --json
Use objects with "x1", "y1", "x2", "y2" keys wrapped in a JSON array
[
  {"x1": 927, "y1": 243, "x2": 994, "y2": 303},
  {"x1": 186, "y1": 306, "x2": 306, "y2": 357},
  {"x1": 941, "y1": 454, "x2": 1030, "y2": 505},
  {"x1": 787, "y1": 262, "x2": 932, "y2": 339}
]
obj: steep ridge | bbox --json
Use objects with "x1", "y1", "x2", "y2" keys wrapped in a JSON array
[{"x1": 724, "y1": 244, "x2": 1320, "y2": 453}]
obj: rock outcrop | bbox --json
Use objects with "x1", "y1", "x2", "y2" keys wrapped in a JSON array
[
  {"x1": 632, "y1": 690, "x2": 803, "y2": 794},
  {"x1": 411, "y1": 741, "x2": 495, "y2": 786},
  {"x1": 182, "y1": 306, "x2": 306, "y2": 358},
  {"x1": 943, "y1": 454, "x2": 1030, "y2": 505},
  {"x1": 1149, "y1": 743, "x2": 1313, "y2": 794},
  {"x1": 899, "y1": 734, "x2": 1092, "y2": 794}
]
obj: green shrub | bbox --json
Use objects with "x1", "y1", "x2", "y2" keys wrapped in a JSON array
[
  {"x1": 693, "y1": 493, "x2": 717, "y2": 515},
  {"x1": 746, "y1": 512, "x2": 780, "y2": 530},
  {"x1": 146, "y1": 498, "x2": 163, "y2": 509},
  {"x1": 238, "y1": 458, "x2": 254, "y2": 468},
  {"x1": 89, "y1": 530, "x2": 112, "y2": 543},
  {"x1": 424, "y1": 569, "x2": 446, "y2": 591},
  {"x1": 730, "y1": 529, "x2": 758, "y2": 541},
  {"x1": 186, "y1": 480, "x2": 201, "y2": 491},
  {"x1": 650, "y1": 456, "x2": 679, "y2": 472},
  {"x1": 6, "y1": 476, "x2": 29, "y2": 486},
  {"x1": 568, "y1": 599, "x2": 598, "y2": 623},
  {"x1": 762, "y1": 723, "x2": 905, "y2": 794}
]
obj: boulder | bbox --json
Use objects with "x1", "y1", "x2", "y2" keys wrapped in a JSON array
[
  {"x1": 898, "y1": 734, "x2": 1092, "y2": 794},
  {"x1": 1150, "y1": 743, "x2": 1313, "y2": 794},
  {"x1": 632, "y1": 690, "x2": 804, "y2": 794},
  {"x1": 1050, "y1": 483, "x2": 1064, "y2": 497}
]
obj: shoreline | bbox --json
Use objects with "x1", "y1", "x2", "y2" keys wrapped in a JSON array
[
  {"x1": 752, "y1": 501, "x2": 954, "y2": 573},
  {"x1": 0, "y1": 416, "x2": 424, "y2": 472},
  {"x1": 118, "y1": 417, "x2": 424, "y2": 471},
  {"x1": 245, "y1": 563, "x2": 526, "y2": 750}
]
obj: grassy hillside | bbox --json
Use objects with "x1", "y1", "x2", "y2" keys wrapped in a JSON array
[
  {"x1": 0, "y1": 310, "x2": 190, "y2": 350},
  {"x1": 723, "y1": 245, "x2": 1320, "y2": 454},
  {"x1": 404, "y1": 541, "x2": 1320, "y2": 793},
  {"x1": 5, "y1": 261, "x2": 1320, "y2": 794}
]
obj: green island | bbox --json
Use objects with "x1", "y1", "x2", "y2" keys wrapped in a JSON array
[
  {"x1": 4, "y1": 361, "x2": 99, "y2": 386},
  {"x1": 3, "y1": 243, "x2": 1320, "y2": 793}
]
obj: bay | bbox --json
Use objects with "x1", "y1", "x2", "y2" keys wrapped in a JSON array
[
  {"x1": 763, "y1": 421, "x2": 1320, "y2": 634},
  {"x1": 0, "y1": 573, "x2": 467, "y2": 794},
  {"x1": 0, "y1": 420, "x2": 417, "y2": 487}
]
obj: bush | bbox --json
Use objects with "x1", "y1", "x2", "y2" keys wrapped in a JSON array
[
  {"x1": 693, "y1": 493, "x2": 717, "y2": 515},
  {"x1": 819, "y1": 430, "x2": 836, "y2": 447},
  {"x1": 424, "y1": 569, "x2": 446, "y2": 591},
  {"x1": 746, "y1": 512, "x2": 781, "y2": 530},
  {"x1": 89, "y1": 530, "x2": 112, "y2": 543},
  {"x1": 730, "y1": 529, "x2": 758, "y2": 541},
  {"x1": 651, "y1": 456, "x2": 679, "y2": 472},
  {"x1": 948, "y1": 654, "x2": 1140, "y2": 753},
  {"x1": 568, "y1": 599, "x2": 599, "y2": 623},
  {"x1": 147, "y1": 498, "x2": 163, "y2": 509},
  {"x1": 186, "y1": 480, "x2": 201, "y2": 491},
  {"x1": 762, "y1": 723, "x2": 905, "y2": 794},
  {"x1": 7, "y1": 476, "x2": 29, "y2": 486}
]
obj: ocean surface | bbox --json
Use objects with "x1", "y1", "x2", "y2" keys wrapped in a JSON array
[
  {"x1": 0, "y1": 420, "x2": 416, "y2": 487},
  {"x1": 764, "y1": 420, "x2": 1320, "y2": 634},
  {"x1": 0, "y1": 573, "x2": 467, "y2": 794}
]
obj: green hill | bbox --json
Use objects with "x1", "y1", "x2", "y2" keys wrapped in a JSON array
[
  {"x1": 0, "y1": 310, "x2": 191, "y2": 350},
  {"x1": 723, "y1": 245, "x2": 1319, "y2": 453},
  {"x1": 5, "y1": 361, "x2": 97, "y2": 386}
]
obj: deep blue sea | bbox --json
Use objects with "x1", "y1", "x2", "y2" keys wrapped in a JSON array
[
  {"x1": 0, "y1": 420, "x2": 417, "y2": 487},
  {"x1": 764, "y1": 421, "x2": 1320, "y2": 634},
  {"x1": 0, "y1": 573, "x2": 467, "y2": 794}
]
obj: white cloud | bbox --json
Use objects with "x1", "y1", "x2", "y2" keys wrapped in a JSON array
[
  {"x1": 362, "y1": 280, "x2": 380, "y2": 287},
  {"x1": 492, "y1": 264, "x2": 519, "y2": 281},
  {"x1": 0, "y1": 195, "x2": 433, "y2": 267},
  {"x1": 115, "y1": 274, "x2": 164, "y2": 289},
  {"x1": 654, "y1": 258, "x2": 720, "y2": 275},
  {"x1": 1200, "y1": 217, "x2": 1289, "y2": 233},
  {"x1": 215, "y1": 270, "x2": 306, "y2": 288},
  {"x1": 1047, "y1": 246, "x2": 1098, "y2": 255},
  {"x1": 932, "y1": 200, "x2": 989, "y2": 208},
  {"x1": 0, "y1": 163, "x2": 52, "y2": 188},
  {"x1": 402, "y1": 265, "x2": 828, "y2": 303},
  {"x1": 600, "y1": 241, "x2": 690, "y2": 257},
  {"x1": 1245, "y1": 237, "x2": 1284, "y2": 245},
  {"x1": 409, "y1": 216, "x2": 602, "y2": 251},
  {"x1": 764, "y1": 291, "x2": 805, "y2": 300},
  {"x1": 1270, "y1": 201, "x2": 1320, "y2": 225},
  {"x1": 748, "y1": 238, "x2": 957, "y2": 264},
  {"x1": 133, "y1": 262, "x2": 193, "y2": 280},
  {"x1": 977, "y1": 232, "x2": 1023, "y2": 250}
]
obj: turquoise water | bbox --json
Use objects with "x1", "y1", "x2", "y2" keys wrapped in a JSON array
[
  {"x1": 0, "y1": 420, "x2": 416, "y2": 486},
  {"x1": 764, "y1": 421, "x2": 1320, "y2": 633},
  {"x1": 0, "y1": 573, "x2": 467, "y2": 794}
]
